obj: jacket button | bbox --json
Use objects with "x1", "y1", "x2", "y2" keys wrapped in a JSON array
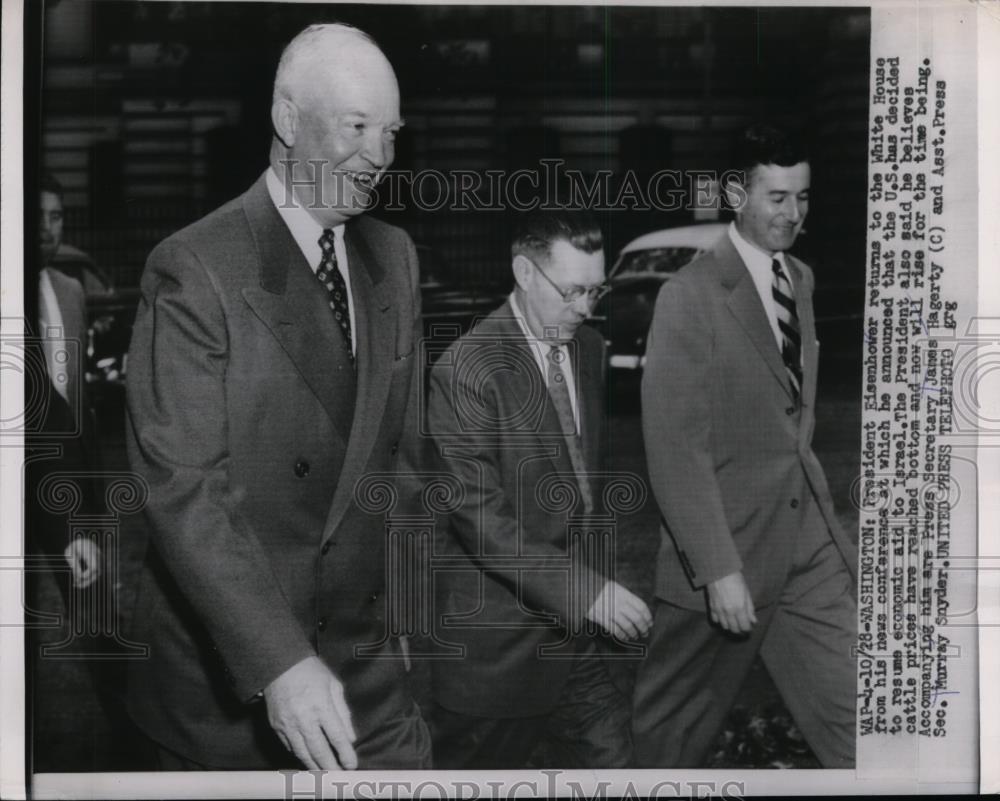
[
  {"x1": 317, "y1": 617, "x2": 327, "y2": 632},
  {"x1": 785, "y1": 406, "x2": 796, "y2": 415},
  {"x1": 294, "y1": 460, "x2": 310, "y2": 478},
  {"x1": 321, "y1": 541, "x2": 331, "y2": 555},
  {"x1": 369, "y1": 593, "x2": 379, "y2": 603},
  {"x1": 390, "y1": 442, "x2": 399, "y2": 456},
  {"x1": 790, "y1": 498, "x2": 799, "y2": 509}
]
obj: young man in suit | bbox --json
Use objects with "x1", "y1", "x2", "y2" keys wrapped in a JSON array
[
  {"x1": 632, "y1": 125, "x2": 857, "y2": 767},
  {"x1": 125, "y1": 24, "x2": 429, "y2": 770},
  {"x1": 426, "y1": 210, "x2": 652, "y2": 769}
]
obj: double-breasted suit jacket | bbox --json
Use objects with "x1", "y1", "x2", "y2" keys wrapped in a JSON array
[{"x1": 125, "y1": 173, "x2": 423, "y2": 767}]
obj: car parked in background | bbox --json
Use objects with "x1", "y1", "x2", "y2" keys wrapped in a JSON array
[
  {"x1": 590, "y1": 222, "x2": 865, "y2": 376},
  {"x1": 590, "y1": 223, "x2": 727, "y2": 370},
  {"x1": 417, "y1": 244, "x2": 507, "y2": 361}
]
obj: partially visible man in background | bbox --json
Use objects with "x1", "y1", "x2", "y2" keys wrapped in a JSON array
[
  {"x1": 26, "y1": 172, "x2": 133, "y2": 764},
  {"x1": 633, "y1": 125, "x2": 857, "y2": 767},
  {"x1": 28, "y1": 172, "x2": 103, "y2": 598}
]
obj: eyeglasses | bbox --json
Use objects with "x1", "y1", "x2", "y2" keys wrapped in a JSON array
[{"x1": 529, "y1": 259, "x2": 611, "y2": 305}]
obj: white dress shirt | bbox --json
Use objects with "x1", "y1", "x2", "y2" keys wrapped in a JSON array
[
  {"x1": 266, "y1": 167, "x2": 356, "y2": 355},
  {"x1": 37, "y1": 268, "x2": 71, "y2": 403},
  {"x1": 509, "y1": 292, "x2": 580, "y2": 430},
  {"x1": 727, "y1": 221, "x2": 795, "y2": 354}
]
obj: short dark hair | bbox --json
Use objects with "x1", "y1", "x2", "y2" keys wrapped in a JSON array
[
  {"x1": 41, "y1": 171, "x2": 64, "y2": 200},
  {"x1": 730, "y1": 124, "x2": 809, "y2": 181},
  {"x1": 511, "y1": 209, "x2": 603, "y2": 264}
]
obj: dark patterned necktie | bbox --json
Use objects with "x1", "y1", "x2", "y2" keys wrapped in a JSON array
[
  {"x1": 317, "y1": 229, "x2": 355, "y2": 367},
  {"x1": 546, "y1": 345, "x2": 593, "y2": 513},
  {"x1": 771, "y1": 258, "x2": 802, "y2": 399}
]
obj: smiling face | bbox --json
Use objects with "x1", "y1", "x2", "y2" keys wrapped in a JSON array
[
  {"x1": 514, "y1": 239, "x2": 606, "y2": 343},
  {"x1": 271, "y1": 34, "x2": 402, "y2": 226},
  {"x1": 735, "y1": 161, "x2": 810, "y2": 255}
]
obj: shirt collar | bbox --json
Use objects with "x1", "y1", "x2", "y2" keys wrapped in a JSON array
[
  {"x1": 266, "y1": 166, "x2": 343, "y2": 273},
  {"x1": 37, "y1": 268, "x2": 61, "y2": 328},
  {"x1": 728, "y1": 221, "x2": 788, "y2": 281}
]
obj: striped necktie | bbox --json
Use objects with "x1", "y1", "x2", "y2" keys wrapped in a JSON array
[
  {"x1": 771, "y1": 258, "x2": 802, "y2": 399},
  {"x1": 546, "y1": 345, "x2": 593, "y2": 513},
  {"x1": 317, "y1": 229, "x2": 355, "y2": 367}
]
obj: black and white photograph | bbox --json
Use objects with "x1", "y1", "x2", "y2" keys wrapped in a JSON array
[{"x1": 1, "y1": 0, "x2": 995, "y2": 797}]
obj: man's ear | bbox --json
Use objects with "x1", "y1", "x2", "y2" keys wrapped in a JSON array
[
  {"x1": 271, "y1": 97, "x2": 298, "y2": 148},
  {"x1": 511, "y1": 254, "x2": 534, "y2": 293}
]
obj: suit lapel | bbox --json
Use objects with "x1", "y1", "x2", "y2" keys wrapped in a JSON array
[
  {"x1": 494, "y1": 308, "x2": 589, "y2": 484},
  {"x1": 321, "y1": 220, "x2": 397, "y2": 542},
  {"x1": 715, "y1": 236, "x2": 794, "y2": 401},
  {"x1": 240, "y1": 174, "x2": 355, "y2": 445},
  {"x1": 486, "y1": 309, "x2": 566, "y2": 470},
  {"x1": 575, "y1": 332, "x2": 601, "y2": 474},
  {"x1": 46, "y1": 269, "x2": 86, "y2": 412},
  {"x1": 47, "y1": 269, "x2": 86, "y2": 345}
]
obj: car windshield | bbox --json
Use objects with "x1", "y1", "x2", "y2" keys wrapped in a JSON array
[{"x1": 615, "y1": 246, "x2": 700, "y2": 277}]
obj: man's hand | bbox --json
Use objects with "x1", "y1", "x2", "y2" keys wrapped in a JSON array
[
  {"x1": 586, "y1": 581, "x2": 653, "y2": 640},
  {"x1": 63, "y1": 538, "x2": 101, "y2": 588},
  {"x1": 706, "y1": 571, "x2": 757, "y2": 634},
  {"x1": 263, "y1": 656, "x2": 358, "y2": 770}
]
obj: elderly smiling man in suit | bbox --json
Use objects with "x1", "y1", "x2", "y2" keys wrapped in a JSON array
[
  {"x1": 125, "y1": 23, "x2": 429, "y2": 771},
  {"x1": 632, "y1": 125, "x2": 858, "y2": 768},
  {"x1": 426, "y1": 209, "x2": 652, "y2": 769}
]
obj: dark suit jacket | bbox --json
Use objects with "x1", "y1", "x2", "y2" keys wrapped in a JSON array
[
  {"x1": 641, "y1": 234, "x2": 857, "y2": 611},
  {"x1": 125, "y1": 173, "x2": 422, "y2": 767},
  {"x1": 26, "y1": 268, "x2": 100, "y2": 556},
  {"x1": 427, "y1": 303, "x2": 608, "y2": 718}
]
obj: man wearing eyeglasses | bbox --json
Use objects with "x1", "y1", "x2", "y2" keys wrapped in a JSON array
[{"x1": 425, "y1": 209, "x2": 652, "y2": 769}]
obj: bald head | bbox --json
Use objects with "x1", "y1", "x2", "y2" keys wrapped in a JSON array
[
  {"x1": 273, "y1": 24, "x2": 389, "y2": 108},
  {"x1": 269, "y1": 23, "x2": 402, "y2": 226}
]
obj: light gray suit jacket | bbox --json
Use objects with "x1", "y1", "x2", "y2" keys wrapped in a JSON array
[{"x1": 641, "y1": 234, "x2": 857, "y2": 610}]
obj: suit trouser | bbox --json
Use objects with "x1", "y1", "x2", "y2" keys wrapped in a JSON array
[
  {"x1": 632, "y1": 499, "x2": 857, "y2": 768},
  {"x1": 431, "y1": 643, "x2": 633, "y2": 769},
  {"x1": 26, "y1": 541, "x2": 147, "y2": 770},
  {"x1": 141, "y1": 699, "x2": 432, "y2": 771}
]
